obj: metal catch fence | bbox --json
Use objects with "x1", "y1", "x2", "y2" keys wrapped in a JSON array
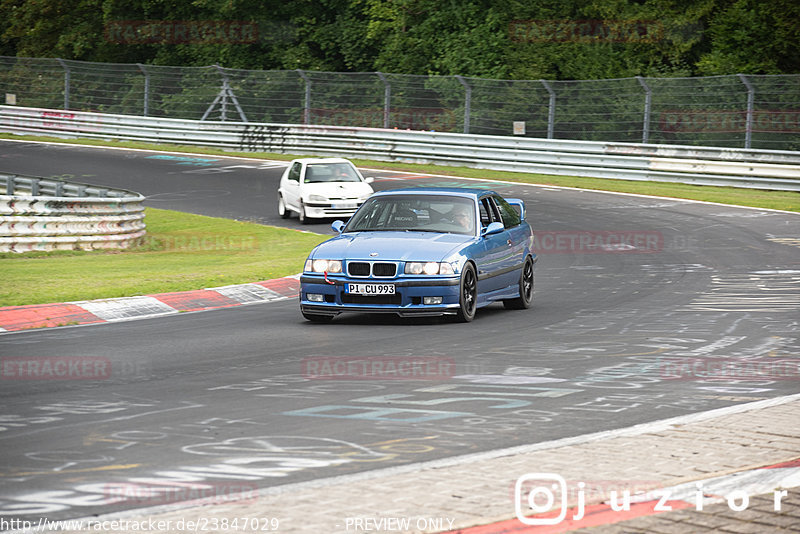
[{"x1": 1, "y1": 56, "x2": 799, "y2": 151}]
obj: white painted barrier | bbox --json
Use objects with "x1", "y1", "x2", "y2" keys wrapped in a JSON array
[{"x1": 0, "y1": 173, "x2": 145, "y2": 253}]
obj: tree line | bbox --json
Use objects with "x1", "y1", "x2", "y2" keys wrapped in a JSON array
[{"x1": 1, "y1": 0, "x2": 797, "y2": 79}]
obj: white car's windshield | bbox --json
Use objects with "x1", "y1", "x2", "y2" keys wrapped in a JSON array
[
  {"x1": 304, "y1": 162, "x2": 362, "y2": 183},
  {"x1": 345, "y1": 195, "x2": 476, "y2": 235}
]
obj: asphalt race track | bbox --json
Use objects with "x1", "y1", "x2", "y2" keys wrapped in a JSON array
[{"x1": 0, "y1": 140, "x2": 799, "y2": 522}]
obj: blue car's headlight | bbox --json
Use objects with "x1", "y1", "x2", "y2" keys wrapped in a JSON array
[
  {"x1": 405, "y1": 262, "x2": 454, "y2": 275},
  {"x1": 305, "y1": 259, "x2": 343, "y2": 273}
]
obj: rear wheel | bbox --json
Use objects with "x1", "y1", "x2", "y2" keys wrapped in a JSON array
[
  {"x1": 455, "y1": 263, "x2": 477, "y2": 322},
  {"x1": 278, "y1": 195, "x2": 291, "y2": 219},
  {"x1": 504, "y1": 256, "x2": 534, "y2": 310}
]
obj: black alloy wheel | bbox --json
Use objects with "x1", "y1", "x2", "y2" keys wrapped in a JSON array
[
  {"x1": 456, "y1": 262, "x2": 477, "y2": 322},
  {"x1": 504, "y1": 255, "x2": 534, "y2": 310}
]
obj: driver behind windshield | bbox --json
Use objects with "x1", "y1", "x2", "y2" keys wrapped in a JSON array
[{"x1": 449, "y1": 204, "x2": 475, "y2": 233}]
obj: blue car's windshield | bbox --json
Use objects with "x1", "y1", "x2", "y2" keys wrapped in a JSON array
[{"x1": 345, "y1": 195, "x2": 476, "y2": 235}]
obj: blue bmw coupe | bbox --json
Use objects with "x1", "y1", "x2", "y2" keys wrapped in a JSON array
[{"x1": 299, "y1": 188, "x2": 536, "y2": 322}]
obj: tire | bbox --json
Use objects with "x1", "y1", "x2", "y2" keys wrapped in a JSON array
[
  {"x1": 278, "y1": 195, "x2": 291, "y2": 219},
  {"x1": 299, "y1": 201, "x2": 310, "y2": 225},
  {"x1": 302, "y1": 311, "x2": 334, "y2": 323},
  {"x1": 455, "y1": 262, "x2": 477, "y2": 322},
  {"x1": 504, "y1": 255, "x2": 534, "y2": 310}
]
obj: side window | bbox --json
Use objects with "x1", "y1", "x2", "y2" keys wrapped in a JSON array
[
  {"x1": 288, "y1": 162, "x2": 301, "y2": 182},
  {"x1": 493, "y1": 196, "x2": 521, "y2": 228},
  {"x1": 481, "y1": 197, "x2": 505, "y2": 226},
  {"x1": 479, "y1": 198, "x2": 495, "y2": 228}
]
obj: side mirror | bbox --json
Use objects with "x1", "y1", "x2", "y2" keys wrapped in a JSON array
[
  {"x1": 364, "y1": 177, "x2": 375, "y2": 184},
  {"x1": 482, "y1": 221, "x2": 505, "y2": 236},
  {"x1": 331, "y1": 220, "x2": 346, "y2": 234}
]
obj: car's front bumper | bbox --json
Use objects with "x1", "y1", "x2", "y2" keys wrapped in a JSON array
[
  {"x1": 302, "y1": 202, "x2": 363, "y2": 219},
  {"x1": 299, "y1": 274, "x2": 461, "y2": 317}
]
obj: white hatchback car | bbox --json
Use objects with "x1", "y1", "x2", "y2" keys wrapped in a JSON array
[{"x1": 277, "y1": 158, "x2": 374, "y2": 223}]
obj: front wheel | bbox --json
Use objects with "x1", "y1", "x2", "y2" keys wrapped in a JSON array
[
  {"x1": 455, "y1": 263, "x2": 477, "y2": 322},
  {"x1": 299, "y1": 201, "x2": 310, "y2": 225},
  {"x1": 504, "y1": 256, "x2": 534, "y2": 310}
]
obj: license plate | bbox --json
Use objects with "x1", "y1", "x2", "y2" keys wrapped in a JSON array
[
  {"x1": 346, "y1": 283, "x2": 395, "y2": 296},
  {"x1": 333, "y1": 202, "x2": 357, "y2": 209}
]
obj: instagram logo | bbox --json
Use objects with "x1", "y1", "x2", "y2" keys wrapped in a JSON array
[{"x1": 515, "y1": 473, "x2": 577, "y2": 525}]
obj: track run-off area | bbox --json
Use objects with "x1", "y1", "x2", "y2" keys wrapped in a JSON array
[{"x1": 0, "y1": 140, "x2": 798, "y2": 525}]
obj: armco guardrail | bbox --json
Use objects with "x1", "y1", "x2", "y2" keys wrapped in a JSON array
[
  {"x1": 1, "y1": 105, "x2": 799, "y2": 191},
  {"x1": 0, "y1": 172, "x2": 146, "y2": 253}
]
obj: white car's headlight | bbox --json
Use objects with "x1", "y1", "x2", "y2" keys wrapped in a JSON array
[
  {"x1": 404, "y1": 262, "x2": 454, "y2": 275},
  {"x1": 308, "y1": 194, "x2": 329, "y2": 203},
  {"x1": 305, "y1": 259, "x2": 343, "y2": 273}
]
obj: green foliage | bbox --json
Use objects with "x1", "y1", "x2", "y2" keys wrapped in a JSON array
[
  {"x1": 697, "y1": 0, "x2": 800, "y2": 75},
  {"x1": 1, "y1": 0, "x2": 796, "y2": 78}
]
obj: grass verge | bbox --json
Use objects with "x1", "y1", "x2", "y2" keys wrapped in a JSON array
[
  {"x1": 1, "y1": 133, "x2": 798, "y2": 212},
  {"x1": 0, "y1": 208, "x2": 328, "y2": 307}
]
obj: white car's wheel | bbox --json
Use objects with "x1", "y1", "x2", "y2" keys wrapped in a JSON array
[
  {"x1": 278, "y1": 195, "x2": 291, "y2": 219},
  {"x1": 299, "y1": 201, "x2": 310, "y2": 224}
]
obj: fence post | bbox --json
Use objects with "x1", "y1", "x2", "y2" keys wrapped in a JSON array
[
  {"x1": 56, "y1": 58, "x2": 70, "y2": 110},
  {"x1": 737, "y1": 74, "x2": 754, "y2": 149},
  {"x1": 456, "y1": 76, "x2": 471, "y2": 134},
  {"x1": 137, "y1": 63, "x2": 150, "y2": 117},
  {"x1": 376, "y1": 72, "x2": 391, "y2": 129},
  {"x1": 297, "y1": 69, "x2": 311, "y2": 125},
  {"x1": 540, "y1": 80, "x2": 556, "y2": 139},
  {"x1": 636, "y1": 76, "x2": 652, "y2": 144}
]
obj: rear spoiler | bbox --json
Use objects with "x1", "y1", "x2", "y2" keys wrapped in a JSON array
[{"x1": 506, "y1": 198, "x2": 525, "y2": 220}]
